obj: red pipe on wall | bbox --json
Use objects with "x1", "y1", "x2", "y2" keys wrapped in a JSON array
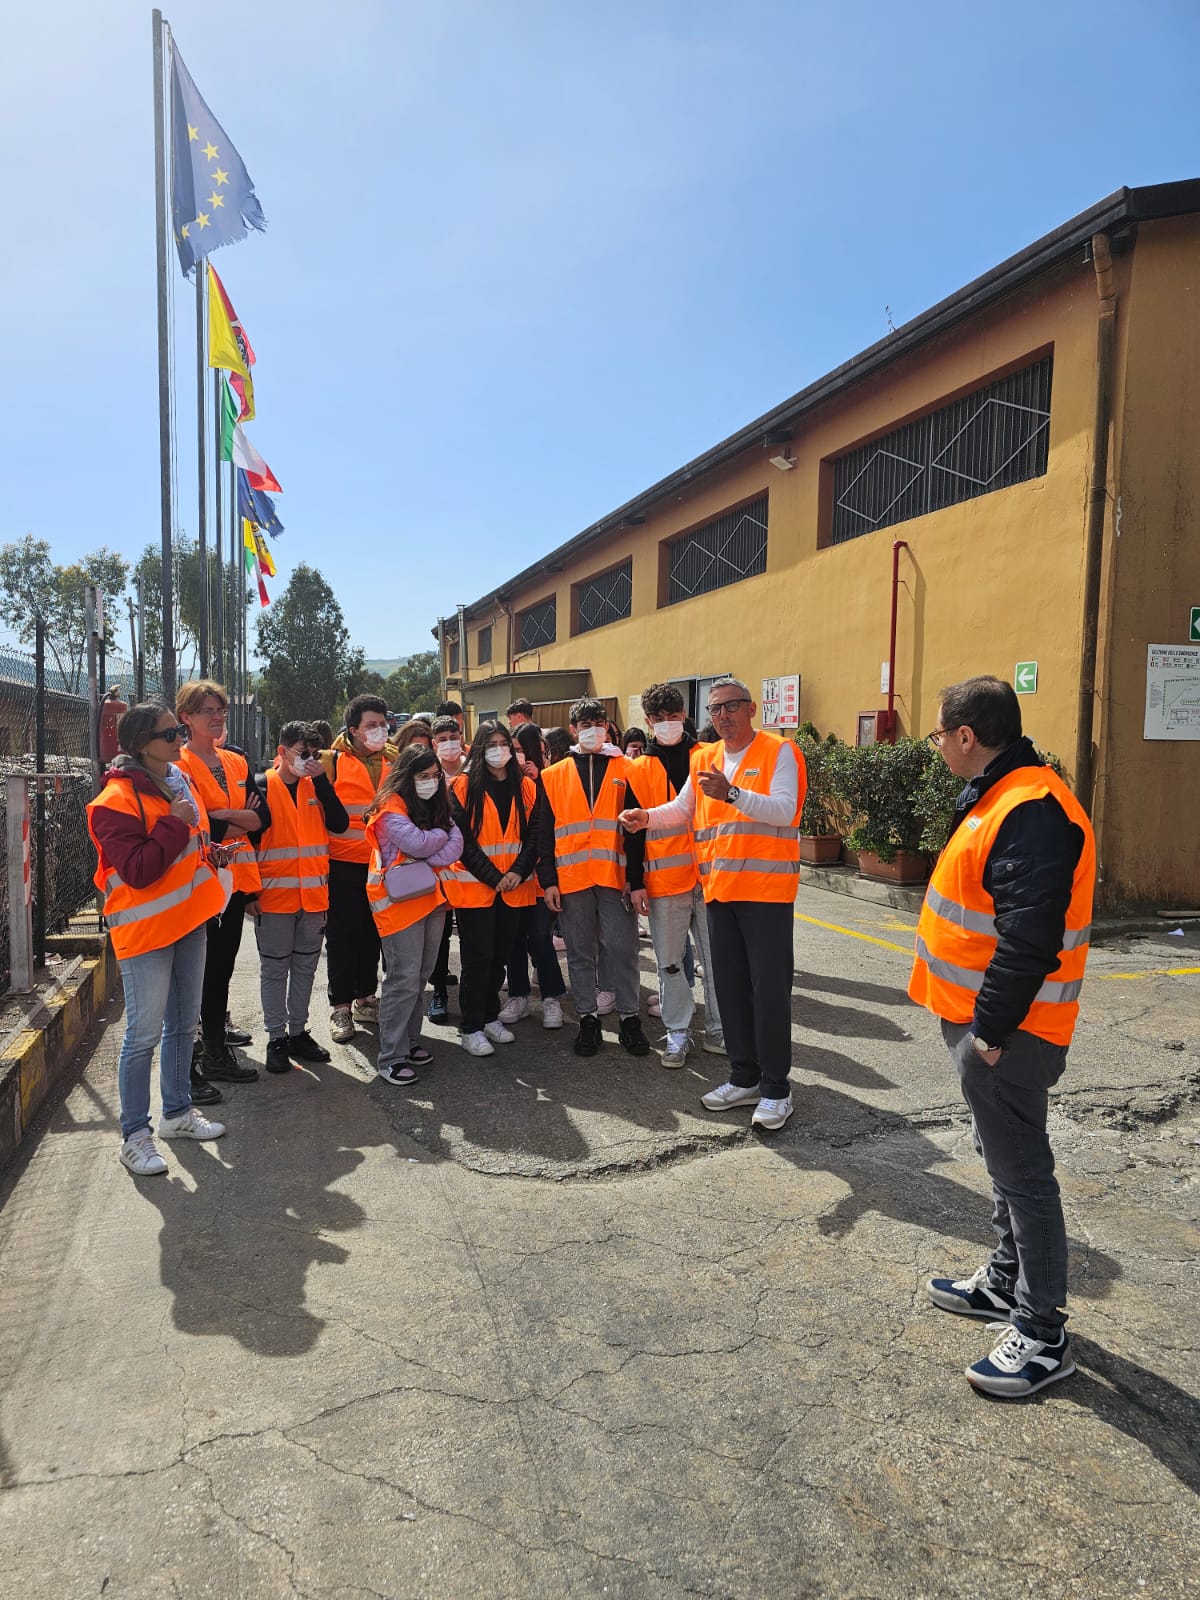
[{"x1": 886, "y1": 539, "x2": 909, "y2": 742}]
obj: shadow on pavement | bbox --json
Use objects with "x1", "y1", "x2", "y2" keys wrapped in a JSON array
[
  {"x1": 1061, "y1": 1337, "x2": 1200, "y2": 1494},
  {"x1": 795, "y1": 972, "x2": 914, "y2": 1006}
]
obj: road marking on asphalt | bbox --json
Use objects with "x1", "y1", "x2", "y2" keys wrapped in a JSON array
[
  {"x1": 1096, "y1": 966, "x2": 1200, "y2": 982},
  {"x1": 794, "y1": 912, "x2": 911, "y2": 954}
]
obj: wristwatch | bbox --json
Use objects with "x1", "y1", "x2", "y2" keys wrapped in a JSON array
[
  {"x1": 971, "y1": 1034, "x2": 998, "y2": 1056},
  {"x1": 727, "y1": 785, "x2": 741, "y2": 804}
]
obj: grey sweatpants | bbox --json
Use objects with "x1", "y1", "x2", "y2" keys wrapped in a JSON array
[
  {"x1": 558, "y1": 885, "x2": 640, "y2": 1018},
  {"x1": 379, "y1": 910, "x2": 448, "y2": 1070},
  {"x1": 255, "y1": 909, "x2": 327, "y2": 1038}
]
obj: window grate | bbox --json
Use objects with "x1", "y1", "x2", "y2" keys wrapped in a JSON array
[
  {"x1": 476, "y1": 625, "x2": 492, "y2": 665},
  {"x1": 830, "y1": 356, "x2": 1053, "y2": 543},
  {"x1": 518, "y1": 598, "x2": 556, "y2": 651},
  {"x1": 577, "y1": 560, "x2": 632, "y2": 634},
  {"x1": 448, "y1": 639, "x2": 460, "y2": 674},
  {"x1": 665, "y1": 495, "x2": 768, "y2": 606}
]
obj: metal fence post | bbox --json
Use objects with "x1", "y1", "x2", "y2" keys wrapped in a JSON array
[
  {"x1": 86, "y1": 585, "x2": 101, "y2": 796},
  {"x1": 33, "y1": 616, "x2": 46, "y2": 968},
  {"x1": 6, "y1": 775, "x2": 34, "y2": 995}
]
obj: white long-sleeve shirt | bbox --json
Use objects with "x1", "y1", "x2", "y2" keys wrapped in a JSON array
[{"x1": 643, "y1": 737, "x2": 801, "y2": 831}]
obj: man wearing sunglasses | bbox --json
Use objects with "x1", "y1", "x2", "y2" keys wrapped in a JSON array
[{"x1": 620, "y1": 675, "x2": 805, "y2": 1129}]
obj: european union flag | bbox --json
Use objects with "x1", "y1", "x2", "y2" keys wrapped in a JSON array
[
  {"x1": 237, "y1": 470, "x2": 284, "y2": 536},
  {"x1": 170, "y1": 43, "x2": 266, "y2": 278}
]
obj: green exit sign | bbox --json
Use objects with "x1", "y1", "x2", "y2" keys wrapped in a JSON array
[
  {"x1": 1190, "y1": 606, "x2": 1200, "y2": 644},
  {"x1": 1015, "y1": 661, "x2": 1038, "y2": 694}
]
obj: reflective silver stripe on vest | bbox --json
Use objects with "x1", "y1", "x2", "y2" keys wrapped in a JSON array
[
  {"x1": 694, "y1": 820, "x2": 798, "y2": 842},
  {"x1": 104, "y1": 836, "x2": 199, "y2": 900},
  {"x1": 924, "y1": 885, "x2": 997, "y2": 939},
  {"x1": 645, "y1": 853, "x2": 696, "y2": 873},
  {"x1": 698, "y1": 857, "x2": 798, "y2": 877},
  {"x1": 480, "y1": 842, "x2": 519, "y2": 859},
  {"x1": 260, "y1": 875, "x2": 329, "y2": 891},
  {"x1": 916, "y1": 936, "x2": 1083, "y2": 1006},
  {"x1": 553, "y1": 819, "x2": 592, "y2": 839},
  {"x1": 1036, "y1": 976, "x2": 1084, "y2": 1003},
  {"x1": 558, "y1": 847, "x2": 625, "y2": 868},
  {"x1": 105, "y1": 869, "x2": 206, "y2": 928},
  {"x1": 343, "y1": 802, "x2": 369, "y2": 817},
  {"x1": 646, "y1": 826, "x2": 686, "y2": 842},
  {"x1": 259, "y1": 845, "x2": 327, "y2": 862},
  {"x1": 1061, "y1": 925, "x2": 1092, "y2": 951}
]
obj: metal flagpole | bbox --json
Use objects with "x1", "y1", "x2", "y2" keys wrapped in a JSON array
[
  {"x1": 230, "y1": 460, "x2": 240, "y2": 737},
  {"x1": 196, "y1": 265, "x2": 209, "y2": 677},
  {"x1": 238, "y1": 514, "x2": 248, "y2": 749},
  {"x1": 152, "y1": 10, "x2": 175, "y2": 703},
  {"x1": 213, "y1": 372, "x2": 225, "y2": 686}
]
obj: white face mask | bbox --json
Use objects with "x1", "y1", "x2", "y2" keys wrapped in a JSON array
[
  {"x1": 359, "y1": 725, "x2": 388, "y2": 750},
  {"x1": 437, "y1": 740, "x2": 463, "y2": 762},
  {"x1": 576, "y1": 725, "x2": 605, "y2": 752},
  {"x1": 290, "y1": 756, "x2": 310, "y2": 777},
  {"x1": 485, "y1": 746, "x2": 511, "y2": 769},
  {"x1": 414, "y1": 775, "x2": 440, "y2": 800},
  {"x1": 652, "y1": 720, "x2": 685, "y2": 746}
]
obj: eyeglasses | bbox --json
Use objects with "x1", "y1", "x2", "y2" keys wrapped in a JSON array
[
  {"x1": 151, "y1": 725, "x2": 189, "y2": 745},
  {"x1": 195, "y1": 705, "x2": 227, "y2": 720},
  {"x1": 926, "y1": 726, "x2": 960, "y2": 746},
  {"x1": 706, "y1": 699, "x2": 750, "y2": 716}
]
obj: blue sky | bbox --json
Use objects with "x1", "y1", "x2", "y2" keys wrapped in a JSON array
[{"x1": 2, "y1": 0, "x2": 1197, "y2": 663}]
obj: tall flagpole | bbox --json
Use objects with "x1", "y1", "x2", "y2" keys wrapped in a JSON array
[
  {"x1": 196, "y1": 266, "x2": 209, "y2": 677},
  {"x1": 213, "y1": 372, "x2": 225, "y2": 687},
  {"x1": 152, "y1": 10, "x2": 176, "y2": 704},
  {"x1": 230, "y1": 460, "x2": 240, "y2": 739}
]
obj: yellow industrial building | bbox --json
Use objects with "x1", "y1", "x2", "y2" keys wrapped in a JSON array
[{"x1": 434, "y1": 180, "x2": 1200, "y2": 913}]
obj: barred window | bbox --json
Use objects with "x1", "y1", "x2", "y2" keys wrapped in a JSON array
[
  {"x1": 575, "y1": 559, "x2": 632, "y2": 634},
  {"x1": 830, "y1": 355, "x2": 1053, "y2": 544},
  {"x1": 476, "y1": 625, "x2": 492, "y2": 665},
  {"x1": 518, "y1": 598, "x2": 556, "y2": 651},
  {"x1": 448, "y1": 639, "x2": 460, "y2": 674},
  {"x1": 664, "y1": 496, "x2": 768, "y2": 606}
]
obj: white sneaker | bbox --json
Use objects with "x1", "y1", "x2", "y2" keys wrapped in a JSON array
[
  {"x1": 498, "y1": 995, "x2": 529, "y2": 1025},
  {"x1": 352, "y1": 995, "x2": 380, "y2": 1023},
  {"x1": 595, "y1": 989, "x2": 616, "y2": 1016},
  {"x1": 751, "y1": 1095, "x2": 794, "y2": 1132},
  {"x1": 702, "y1": 1034, "x2": 727, "y2": 1056},
  {"x1": 541, "y1": 997, "x2": 564, "y2": 1029},
  {"x1": 660, "y1": 1031, "x2": 691, "y2": 1069},
  {"x1": 647, "y1": 993, "x2": 662, "y2": 1017},
  {"x1": 330, "y1": 1007, "x2": 356, "y2": 1043},
  {"x1": 119, "y1": 1129, "x2": 167, "y2": 1176},
  {"x1": 158, "y1": 1107, "x2": 226, "y2": 1140},
  {"x1": 700, "y1": 1081, "x2": 761, "y2": 1112},
  {"x1": 484, "y1": 1020, "x2": 514, "y2": 1044},
  {"x1": 461, "y1": 1030, "x2": 495, "y2": 1057}
]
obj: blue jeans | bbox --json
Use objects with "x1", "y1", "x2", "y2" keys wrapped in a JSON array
[
  {"x1": 943, "y1": 1018, "x2": 1069, "y2": 1340},
  {"x1": 116, "y1": 923, "x2": 208, "y2": 1140}
]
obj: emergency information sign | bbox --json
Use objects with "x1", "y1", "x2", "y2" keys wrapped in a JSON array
[
  {"x1": 1144, "y1": 644, "x2": 1200, "y2": 740},
  {"x1": 761, "y1": 674, "x2": 800, "y2": 728}
]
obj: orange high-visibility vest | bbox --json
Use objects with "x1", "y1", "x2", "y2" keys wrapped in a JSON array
[
  {"x1": 628, "y1": 754, "x2": 699, "y2": 898},
  {"x1": 691, "y1": 731, "x2": 804, "y2": 905},
  {"x1": 177, "y1": 745, "x2": 263, "y2": 893},
  {"x1": 87, "y1": 777, "x2": 224, "y2": 959},
  {"x1": 255, "y1": 769, "x2": 330, "y2": 914},
  {"x1": 441, "y1": 775, "x2": 538, "y2": 909},
  {"x1": 908, "y1": 765, "x2": 1096, "y2": 1047},
  {"x1": 540, "y1": 754, "x2": 629, "y2": 895},
  {"x1": 327, "y1": 750, "x2": 388, "y2": 864},
  {"x1": 365, "y1": 796, "x2": 447, "y2": 936}
]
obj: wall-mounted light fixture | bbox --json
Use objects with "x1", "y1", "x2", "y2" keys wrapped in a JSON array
[{"x1": 764, "y1": 428, "x2": 795, "y2": 470}]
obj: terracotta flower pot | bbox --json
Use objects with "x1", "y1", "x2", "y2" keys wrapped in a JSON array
[
  {"x1": 856, "y1": 848, "x2": 930, "y2": 885},
  {"x1": 798, "y1": 834, "x2": 843, "y2": 865}
]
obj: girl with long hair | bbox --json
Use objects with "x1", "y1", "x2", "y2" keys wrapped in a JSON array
[
  {"x1": 441, "y1": 723, "x2": 538, "y2": 1055},
  {"x1": 499, "y1": 724, "x2": 567, "y2": 1030},
  {"x1": 363, "y1": 746, "x2": 462, "y2": 1086}
]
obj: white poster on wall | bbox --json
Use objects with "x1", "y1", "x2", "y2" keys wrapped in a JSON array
[
  {"x1": 761, "y1": 674, "x2": 801, "y2": 728},
  {"x1": 1144, "y1": 644, "x2": 1200, "y2": 740}
]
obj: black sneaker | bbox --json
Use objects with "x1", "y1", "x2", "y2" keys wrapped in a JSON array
[
  {"x1": 428, "y1": 990, "x2": 450, "y2": 1025},
  {"x1": 265, "y1": 1038, "x2": 293, "y2": 1075},
  {"x1": 618, "y1": 1015, "x2": 651, "y2": 1057},
  {"x1": 926, "y1": 1266, "x2": 1018, "y2": 1321},
  {"x1": 286, "y1": 1029, "x2": 332, "y2": 1064},
  {"x1": 445, "y1": 972, "x2": 458, "y2": 987},
  {"x1": 574, "y1": 1013, "x2": 602, "y2": 1057},
  {"x1": 189, "y1": 1068, "x2": 223, "y2": 1105},
  {"x1": 224, "y1": 1013, "x2": 253, "y2": 1046},
  {"x1": 197, "y1": 1040, "x2": 259, "y2": 1083}
]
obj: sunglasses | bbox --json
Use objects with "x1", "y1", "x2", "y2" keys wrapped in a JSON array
[{"x1": 151, "y1": 725, "x2": 189, "y2": 745}]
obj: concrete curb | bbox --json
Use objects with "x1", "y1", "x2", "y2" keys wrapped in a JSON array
[{"x1": 0, "y1": 935, "x2": 116, "y2": 1176}]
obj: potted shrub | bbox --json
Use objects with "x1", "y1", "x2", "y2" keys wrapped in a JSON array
[
  {"x1": 795, "y1": 732, "x2": 844, "y2": 865},
  {"x1": 916, "y1": 746, "x2": 1069, "y2": 858},
  {"x1": 840, "y1": 736, "x2": 933, "y2": 883}
]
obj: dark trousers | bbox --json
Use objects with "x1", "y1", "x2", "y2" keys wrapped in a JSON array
[
  {"x1": 706, "y1": 899, "x2": 794, "y2": 1099},
  {"x1": 507, "y1": 899, "x2": 567, "y2": 1000},
  {"x1": 455, "y1": 898, "x2": 521, "y2": 1033},
  {"x1": 200, "y1": 890, "x2": 248, "y2": 1040},
  {"x1": 429, "y1": 908, "x2": 454, "y2": 990},
  {"x1": 943, "y1": 1019, "x2": 1069, "y2": 1341},
  {"x1": 326, "y1": 860, "x2": 381, "y2": 1007}
]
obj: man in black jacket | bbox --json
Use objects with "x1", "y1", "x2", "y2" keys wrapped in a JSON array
[{"x1": 909, "y1": 676, "x2": 1096, "y2": 1398}]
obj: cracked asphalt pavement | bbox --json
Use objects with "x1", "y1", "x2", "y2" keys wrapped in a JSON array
[{"x1": 0, "y1": 885, "x2": 1197, "y2": 1598}]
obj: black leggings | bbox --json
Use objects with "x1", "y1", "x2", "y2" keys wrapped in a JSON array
[
  {"x1": 454, "y1": 899, "x2": 521, "y2": 1033},
  {"x1": 200, "y1": 890, "x2": 248, "y2": 1040}
]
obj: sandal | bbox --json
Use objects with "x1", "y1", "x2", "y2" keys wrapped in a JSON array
[
  {"x1": 406, "y1": 1046, "x2": 433, "y2": 1065},
  {"x1": 378, "y1": 1063, "x2": 419, "y2": 1087}
]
